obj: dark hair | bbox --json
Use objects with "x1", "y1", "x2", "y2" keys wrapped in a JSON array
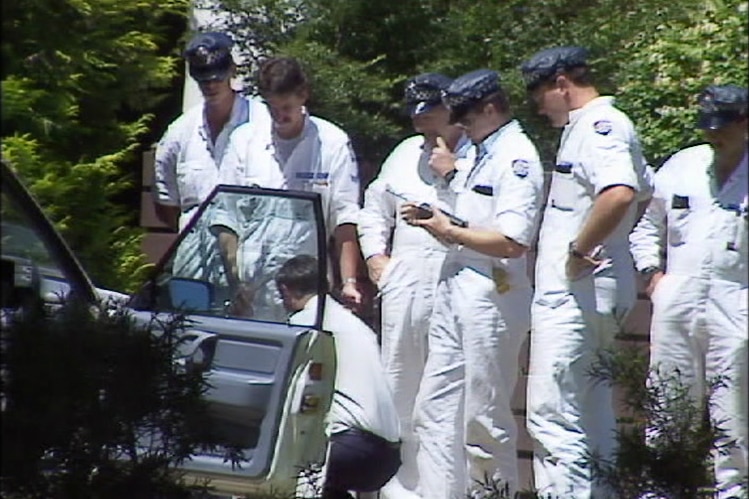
[
  {"x1": 450, "y1": 89, "x2": 511, "y2": 124},
  {"x1": 276, "y1": 255, "x2": 320, "y2": 296},
  {"x1": 257, "y1": 57, "x2": 310, "y2": 96},
  {"x1": 482, "y1": 90, "x2": 511, "y2": 115},
  {"x1": 563, "y1": 65, "x2": 595, "y2": 87},
  {"x1": 531, "y1": 65, "x2": 594, "y2": 92}
]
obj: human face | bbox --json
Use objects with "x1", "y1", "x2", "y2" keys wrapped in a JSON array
[
  {"x1": 530, "y1": 80, "x2": 570, "y2": 128},
  {"x1": 263, "y1": 91, "x2": 308, "y2": 139},
  {"x1": 411, "y1": 104, "x2": 450, "y2": 139},
  {"x1": 455, "y1": 103, "x2": 495, "y2": 143},
  {"x1": 197, "y1": 77, "x2": 234, "y2": 105},
  {"x1": 702, "y1": 118, "x2": 748, "y2": 156},
  {"x1": 276, "y1": 283, "x2": 297, "y2": 313}
]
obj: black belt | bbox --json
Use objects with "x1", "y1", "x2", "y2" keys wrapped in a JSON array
[{"x1": 336, "y1": 426, "x2": 401, "y2": 450}]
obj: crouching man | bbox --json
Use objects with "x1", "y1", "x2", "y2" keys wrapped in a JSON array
[{"x1": 276, "y1": 255, "x2": 402, "y2": 499}]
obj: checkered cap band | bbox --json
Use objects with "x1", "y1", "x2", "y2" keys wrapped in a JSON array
[
  {"x1": 404, "y1": 73, "x2": 453, "y2": 105},
  {"x1": 189, "y1": 45, "x2": 229, "y2": 68},
  {"x1": 405, "y1": 81, "x2": 443, "y2": 104}
]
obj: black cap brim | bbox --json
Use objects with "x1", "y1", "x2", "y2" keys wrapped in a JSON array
[
  {"x1": 189, "y1": 66, "x2": 231, "y2": 83},
  {"x1": 696, "y1": 110, "x2": 743, "y2": 130}
]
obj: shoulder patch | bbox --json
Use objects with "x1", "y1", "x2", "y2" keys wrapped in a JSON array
[
  {"x1": 593, "y1": 120, "x2": 613, "y2": 136},
  {"x1": 512, "y1": 159, "x2": 530, "y2": 178}
]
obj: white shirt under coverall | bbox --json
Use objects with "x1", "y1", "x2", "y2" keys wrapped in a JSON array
[
  {"x1": 629, "y1": 144, "x2": 748, "y2": 499},
  {"x1": 414, "y1": 119, "x2": 544, "y2": 499},
  {"x1": 290, "y1": 295, "x2": 400, "y2": 443},
  {"x1": 153, "y1": 94, "x2": 270, "y2": 281},
  {"x1": 218, "y1": 112, "x2": 361, "y2": 321},
  {"x1": 357, "y1": 134, "x2": 467, "y2": 494},
  {"x1": 527, "y1": 96, "x2": 652, "y2": 498}
]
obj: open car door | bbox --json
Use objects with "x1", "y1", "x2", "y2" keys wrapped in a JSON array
[
  {"x1": 128, "y1": 185, "x2": 336, "y2": 496},
  {"x1": 1, "y1": 163, "x2": 335, "y2": 496}
]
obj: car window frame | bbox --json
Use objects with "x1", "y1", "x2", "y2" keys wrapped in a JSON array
[
  {"x1": 140, "y1": 183, "x2": 328, "y2": 331},
  {"x1": 1, "y1": 160, "x2": 97, "y2": 305}
]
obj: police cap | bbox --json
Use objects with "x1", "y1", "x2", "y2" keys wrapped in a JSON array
[
  {"x1": 696, "y1": 84, "x2": 748, "y2": 130},
  {"x1": 442, "y1": 69, "x2": 502, "y2": 124},
  {"x1": 184, "y1": 32, "x2": 234, "y2": 83},
  {"x1": 520, "y1": 46, "x2": 589, "y2": 91},
  {"x1": 405, "y1": 73, "x2": 453, "y2": 116}
]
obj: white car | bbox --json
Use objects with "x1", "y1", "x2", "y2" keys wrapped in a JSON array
[{"x1": 1, "y1": 160, "x2": 336, "y2": 497}]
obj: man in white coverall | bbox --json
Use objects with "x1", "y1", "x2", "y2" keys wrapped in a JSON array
[
  {"x1": 357, "y1": 72, "x2": 468, "y2": 499},
  {"x1": 153, "y1": 32, "x2": 269, "y2": 281},
  {"x1": 520, "y1": 46, "x2": 653, "y2": 498},
  {"x1": 629, "y1": 84, "x2": 748, "y2": 498},
  {"x1": 216, "y1": 56, "x2": 364, "y2": 317},
  {"x1": 402, "y1": 69, "x2": 544, "y2": 499},
  {"x1": 277, "y1": 255, "x2": 401, "y2": 499}
]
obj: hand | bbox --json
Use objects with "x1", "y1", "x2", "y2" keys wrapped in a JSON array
[
  {"x1": 429, "y1": 136, "x2": 456, "y2": 178},
  {"x1": 645, "y1": 271, "x2": 664, "y2": 298},
  {"x1": 340, "y1": 280, "x2": 364, "y2": 313},
  {"x1": 565, "y1": 250, "x2": 605, "y2": 281},
  {"x1": 402, "y1": 203, "x2": 454, "y2": 244},
  {"x1": 366, "y1": 254, "x2": 391, "y2": 285},
  {"x1": 228, "y1": 283, "x2": 255, "y2": 317}
]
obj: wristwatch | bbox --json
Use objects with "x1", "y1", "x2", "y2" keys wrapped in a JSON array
[
  {"x1": 639, "y1": 266, "x2": 661, "y2": 279},
  {"x1": 444, "y1": 169, "x2": 457, "y2": 184},
  {"x1": 568, "y1": 241, "x2": 587, "y2": 259}
]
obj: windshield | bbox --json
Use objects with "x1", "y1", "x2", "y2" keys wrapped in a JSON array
[{"x1": 136, "y1": 186, "x2": 326, "y2": 327}]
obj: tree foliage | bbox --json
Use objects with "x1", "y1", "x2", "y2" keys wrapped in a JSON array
[
  {"x1": 0, "y1": 301, "x2": 226, "y2": 498},
  {"x1": 214, "y1": 0, "x2": 747, "y2": 170},
  {"x1": 1, "y1": 0, "x2": 189, "y2": 291},
  {"x1": 588, "y1": 347, "x2": 736, "y2": 498},
  {"x1": 3, "y1": 0, "x2": 746, "y2": 289}
]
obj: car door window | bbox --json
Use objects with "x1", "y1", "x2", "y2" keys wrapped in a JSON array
[{"x1": 138, "y1": 186, "x2": 326, "y2": 328}]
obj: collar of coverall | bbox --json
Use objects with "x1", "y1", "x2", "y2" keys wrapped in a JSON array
[{"x1": 566, "y1": 95, "x2": 615, "y2": 127}]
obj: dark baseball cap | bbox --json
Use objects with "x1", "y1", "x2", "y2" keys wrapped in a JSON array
[
  {"x1": 184, "y1": 32, "x2": 234, "y2": 82},
  {"x1": 520, "y1": 46, "x2": 589, "y2": 91},
  {"x1": 404, "y1": 73, "x2": 453, "y2": 116},
  {"x1": 696, "y1": 84, "x2": 748, "y2": 130},
  {"x1": 442, "y1": 69, "x2": 502, "y2": 124}
]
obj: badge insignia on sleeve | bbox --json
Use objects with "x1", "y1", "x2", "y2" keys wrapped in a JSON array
[
  {"x1": 593, "y1": 120, "x2": 613, "y2": 135},
  {"x1": 512, "y1": 159, "x2": 530, "y2": 178}
]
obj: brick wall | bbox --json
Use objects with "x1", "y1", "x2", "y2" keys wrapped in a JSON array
[{"x1": 140, "y1": 148, "x2": 178, "y2": 264}]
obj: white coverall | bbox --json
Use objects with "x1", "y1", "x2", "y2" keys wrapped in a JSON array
[
  {"x1": 358, "y1": 134, "x2": 467, "y2": 495},
  {"x1": 153, "y1": 94, "x2": 270, "y2": 281},
  {"x1": 218, "y1": 112, "x2": 360, "y2": 320},
  {"x1": 629, "y1": 145, "x2": 748, "y2": 498},
  {"x1": 414, "y1": 120, "x2": 544, "y2": 499},
  {"x1": 291, "y1": 295, "x2": 401, "y2": 442},
  {"x1": 222, "y1": 111, "x2": 361, "y2": 238},
  {"x1": 527, "y1": 96, "x2": 652, "y2": 498}
]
